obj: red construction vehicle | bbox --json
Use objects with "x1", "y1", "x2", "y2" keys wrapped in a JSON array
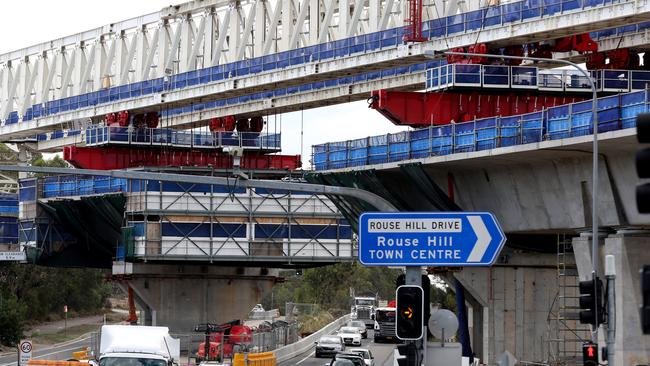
[{"x1": 194, "y1": 320, "x2": 253, "y2": 363}]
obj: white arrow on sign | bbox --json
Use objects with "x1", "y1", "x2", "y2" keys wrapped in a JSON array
[{"x1": 467, "y1": 216, "x2": 491, "y2": 262}]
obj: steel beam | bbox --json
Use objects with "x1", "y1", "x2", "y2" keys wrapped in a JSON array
[{"x1": 0, "y1": 165, "x2": 398, "y2": 212}]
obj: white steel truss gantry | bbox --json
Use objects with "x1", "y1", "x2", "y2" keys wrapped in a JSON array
[
  {"x1": 3, "y1": 0, "x2": 650, "y2": 148},
  {"x1": 0, "y1": 0, "x2": 477, "y2": 122}
]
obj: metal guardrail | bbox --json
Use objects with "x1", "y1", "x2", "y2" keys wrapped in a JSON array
[
  {"x1": 426, "y1": 65, "x2": 650, "y2": 94},
  {"x1": 274, "y1": 314, "x2": 351, "y2": 363},
  {"x1": 84, "y1": 126, "x2": 281, "y2": 151}
]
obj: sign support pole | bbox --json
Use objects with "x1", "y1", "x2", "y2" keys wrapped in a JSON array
[{"x1": 405, "y1": 266, "x2": 423, "y2": 365}]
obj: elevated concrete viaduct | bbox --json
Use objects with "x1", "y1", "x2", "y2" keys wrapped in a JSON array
[{"x1": 316, "y1": 128, "x2": 650, "y2": 364}]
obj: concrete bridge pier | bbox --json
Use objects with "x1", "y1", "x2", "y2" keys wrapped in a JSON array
[
  {"x1": 450, "y1": 250, "x2": 559, "y2": 365},
  {"x1": 113, "y1": 262, "x2": 279, "y2": 333},
  {"x1": 573, "y1": 232, "x2": 650, "y2": 365}
]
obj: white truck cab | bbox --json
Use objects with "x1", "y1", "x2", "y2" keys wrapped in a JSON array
[{"x1": 99, "y1": 325, "x2": 180, "y2": 366}]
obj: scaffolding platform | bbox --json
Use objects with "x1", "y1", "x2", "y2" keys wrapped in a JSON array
[
  {"x1": 426, "y1": 64, "x2": 650, "y2": 94},
  {"x1": 18, "y1": 175, "x2": 353, "y2": 267}
]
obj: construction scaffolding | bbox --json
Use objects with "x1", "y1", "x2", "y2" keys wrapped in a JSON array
[
  {"x1": 548, "y1": 237, "x2": 591, "y2": 366},
  {"x1": 18, "y1": 174, "x2": 354, "y2": 266}
]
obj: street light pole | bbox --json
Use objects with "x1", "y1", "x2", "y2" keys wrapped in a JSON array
[{"x1": 425, "y1": 50, "x2": 601, "y2": 343}]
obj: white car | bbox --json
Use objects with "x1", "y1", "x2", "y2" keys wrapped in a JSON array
[
  {"x1": 338, "y1": 326, "x2": 362, "y2": 346},
  {"x1": 349, "y1": 348, "x2": 374, "y2": 366}
]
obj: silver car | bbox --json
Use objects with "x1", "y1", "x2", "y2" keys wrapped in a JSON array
[{"x1": 315, "y1": 335, "x2": 345, "y2": 358}]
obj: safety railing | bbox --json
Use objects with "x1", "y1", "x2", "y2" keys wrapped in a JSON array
[
  {"x1": 313, "y1": 89, "x2": 647, "y2": 170},
  {"x1": 6, "y1": 0, "x2": 624, "y2": 126},
  {"x1": 591, "y1": 20, "x2": 650, "y2": 40},
  {"x1": 426, "y1": 0, "x2": 620, "y2": 38},
  {"x1": 0, "y1": 194, "x2": 18, "y2": 216},
  {"x1": 427, "y1": 65, "x2": 650, "y2": 93},
  {"x1": 84, "y1": 126, "x2": 281, "y2": 151},
  {"x1": 36, "y1": 175, "x2": 129, "y2": 198}
]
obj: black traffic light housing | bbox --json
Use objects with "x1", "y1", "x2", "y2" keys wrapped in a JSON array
[
  {"x1": 582, "y1": 342, "x2": 598, "y2": 366},
  {"x1": 579, "y1": 277, "x2": 605, "y2": 326},
  {"x1": 636, "y1": 114, "x2": 650, "y2": 212},
  {"x1": 642, "y1": 265, "x2": 650, "y2": 334},
  {"x1": 396, "y1": 274, "x2": 431, "y2": 335},
  {"x1": 396, "y1": 285, "x2": 424, "y2": 340}
]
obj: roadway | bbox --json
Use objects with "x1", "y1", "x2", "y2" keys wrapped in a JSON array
[
  {"x1": 278, "y1": 330, "x2": 398, "y2": 366},
  {"x1": 0, "y1": 336, "x2": 91, "y2": 366},
  {"x1": 0, "y1": 329, "x2": 397, "y2": 366}
]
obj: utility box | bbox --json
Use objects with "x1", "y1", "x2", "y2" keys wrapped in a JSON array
[{"x1": 424, "y1": 342, "x2": 462, "y2": 366}]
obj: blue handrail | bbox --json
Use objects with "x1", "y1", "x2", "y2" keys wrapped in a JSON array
[
  {"x1": 83, "y1": 126, "x2": 281, "y2": 150},
  {"x1": 9, "y1": 0, "x2": 621, "y2": 126},
  {"x1": 312, "y1": 89, "x2": 647, "y2": 170}
]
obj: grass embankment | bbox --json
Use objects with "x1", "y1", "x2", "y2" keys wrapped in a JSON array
[
  {"x1": 31, "y1": 312, "x2": 126, "y2": 345},
  {"x1": 32, "y1": 324, "x2": 101, "y2": 345}
]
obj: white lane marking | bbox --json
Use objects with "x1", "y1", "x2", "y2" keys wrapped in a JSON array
[
  {"x1": 467, "y1": 215, "x2": 491, "y2": 262},
  {"x1": 296, "y1": 351, "x2": 315, "y2": 364}
]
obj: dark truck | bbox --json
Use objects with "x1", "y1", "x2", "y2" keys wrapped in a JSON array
[{"x1": 373, "y1": 307, "x2": 399, "y2": 343}]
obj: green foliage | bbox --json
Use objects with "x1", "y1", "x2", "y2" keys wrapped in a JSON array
[
  {"x1": 0, "y1": 264, "x2": 110, "y2": 346},
  {"x1": 0, "y1": 294, "x2": 25, "y2": 346},
  {"x1": 32, "y1": 155, "x2": 68, "y2": 168},
  {"x1": 297, "y1": 311, "x2": 334, "y2": 335},
  {"x1": 431, "y1": 286, "x2": 456, "y2": 312},
  {"x1": 263, "y1": 263, "x2": 401, "y2": 316},
  {"x1": 264, "y1": 266, "x2": 459, "y2": 318},
  {"x1": 0, "y1": 144, "x2": 18, "y2": 162}
]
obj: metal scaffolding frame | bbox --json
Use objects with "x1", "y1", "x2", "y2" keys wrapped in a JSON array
[{"x1": 9, "y1": 165, "x2": 394, "y2": 265}]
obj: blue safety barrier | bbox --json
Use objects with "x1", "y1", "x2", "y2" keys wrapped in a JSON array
[
  {"x1": 41, "y1": 176, "x2": 128, "y2": 198},
  {"x1": 0, "y1": 216, "x2": 18, "y2": 244},
  {"x1": 0, "y1": 193, "x2": 18, "y2": 216},
  {"x1": 312, "y1": 89, "x2": 648, "y2": 170},
  {"x1": 3, "y1": 0, "x2": 619, "y2": 127}
]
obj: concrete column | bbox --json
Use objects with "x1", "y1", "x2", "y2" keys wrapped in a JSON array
[
  {"x1": 114, "y1": 262, "x2": 279, "y2": 334},
  {"x1": 571, "y1": 232, "x2": 609, "y2": 281},
  {"x1": 451, "y1": 251, "x2": 558, "y2": 364},
  {"x1": 603, "y1": 232, "x2": 650, "y2": 365}
]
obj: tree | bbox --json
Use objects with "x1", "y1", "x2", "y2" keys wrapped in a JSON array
[
  {"x1": 32, "y1": 155, "x2": 68, "y2": 168},
  {"x1": 0, "y1": 264, "x2": 110, "y2": 347},
  {"x1": 0, "y1": 294, "x2": 25, "y2": 346},
  {"x1": 262, "y1": 263, "x2": 401, "y2": 315}
]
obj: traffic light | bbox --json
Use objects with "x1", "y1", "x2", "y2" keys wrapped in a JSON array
[
  {"x1": 582, "y1": 342, "x2": 598, "y2": 366},
  {"x1": 642, "y1": 265, "x2": 650, "y2": 334},
  {"x1": 396, "y1": 285, "x2": 424, "y2": 340},
  {"x1": 578, "y1": 277, "x2": 605, "y2": 326},
  {"x1": 636, "y1": 114, "x2": 650, "y2": 212},
  {"x1": 396, "y1": 274, "x2": 431, "y2": 336}
]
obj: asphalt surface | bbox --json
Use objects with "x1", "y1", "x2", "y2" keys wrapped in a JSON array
[
  {"x1": 278, "y1": 330, "x2": 399, "y2": 366},
  {"x1": 0, "y1": 328, "x2": 397, "y2": 366},
  {"x1": 0, "y1": 336, "x2": 91, "y2": 366}
]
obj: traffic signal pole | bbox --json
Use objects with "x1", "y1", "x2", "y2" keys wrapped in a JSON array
[
  {"x1": 605, "y1": 255, "x2": 616, "y2": 366},
  {"x1": 426, "y1": 50, "x2": 602, "y2": 345},
  {"x1": 405, "y1": 267, "x2": 424, "y2": 365}
]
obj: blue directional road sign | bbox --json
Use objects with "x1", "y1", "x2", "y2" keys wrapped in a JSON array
[{"x1": 358, "y1": 212, "x2": 506, "y2": 266}]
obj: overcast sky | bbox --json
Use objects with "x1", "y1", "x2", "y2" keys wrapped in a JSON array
[{"x1": 0, "y1": 0, "x2": 408, "y2": 166}]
